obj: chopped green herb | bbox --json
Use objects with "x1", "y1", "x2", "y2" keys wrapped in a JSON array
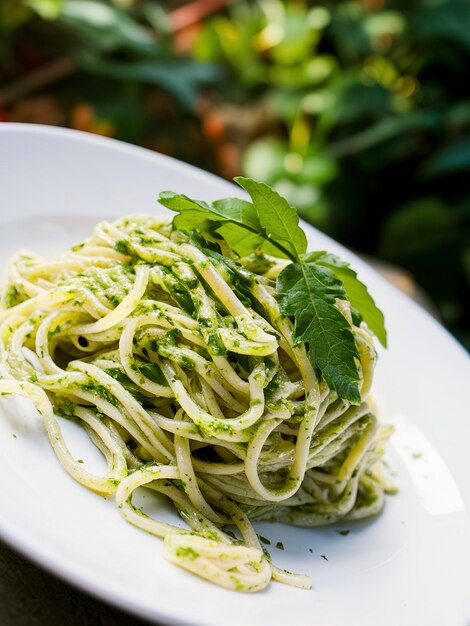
[
  {"x1": 321, "y1": 554, "x2": 328, "y2": 561},
  {"x1": 336, "y1": 529, "x2": 350, "y2": 536},
  {"x1": 114, "y1": 240, "x2": 132, "y2": 256},
  {"x1": 80, "y1": 382, "x2": 119, "y2": 406},
  {"x1": 258, "y1": 535, "x2": 271, "y2": 546},
  {"x1": 48, "y1": 325, "x2": 61, "y2": 339},
  {"x1": 275, "y1": 541, "x2": 285, "y2": 550},
  {"x1": 139, "y1": 362, "x2": 168, "y2": 386}
]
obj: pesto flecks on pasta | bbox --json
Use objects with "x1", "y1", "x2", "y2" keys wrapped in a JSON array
[{"x1": 0, "y1": 179, "x2": 395, "y2": 592}]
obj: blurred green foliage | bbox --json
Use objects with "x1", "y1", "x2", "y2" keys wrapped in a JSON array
[
  {"x1": 1, "y1": 0, "x2": 221, "y2": 109},
  {"x1": 0, "y1": 0, "x2": 469, "y2": 346},
  {"x1": 0, "y1": 0, "x2": 223, "y2": 167}
]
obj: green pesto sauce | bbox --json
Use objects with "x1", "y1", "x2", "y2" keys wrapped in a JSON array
[
  {"x1": 179, "y1": 355, "x2": 196, "y2": 370},
  {"x1": 2, "y1": 283, "x2": 28, "y2": 308},
  {"x1": 114, "y1": 240, "x2": 132, "y2": 256},
  {"x1": 203, "y1": 421, "x2": 233, "y2": 436},
  {"x1": 206, "y1": 333, "x2": 227, "y2": 356},
  {"x1": 139, "y1": 362, "x2": 168, "y2": 386},
  {"x1": 175, "y1": 546, "x2": 199, "y2": 560},
  {"x1": 48, "y1": 325, "x2": 61, "y2": 339},
  {"x1": 81, "y1": 381, "x2": 119, "y2": 407},
  {"x1": 229, "y1": 576, "x2": 245, "y2": 591}
]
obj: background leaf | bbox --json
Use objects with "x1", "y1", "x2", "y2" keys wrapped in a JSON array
[
  {"x1": 74, "y1": 56, "x2": 220, "y2": 109},
  {"x1": 24, "y1": 0, "x2": 61, "y2": 19},
  {"x1": 60, "y1": 0, "x2": 155, "y2": 53},
  {"x1": 421, "y1": 139, "x2": 470, "y2": 178}
]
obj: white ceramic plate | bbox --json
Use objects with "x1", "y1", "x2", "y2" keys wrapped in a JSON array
[{"x1": 0, "y1": 124, "x2": 469, "y2": 626}]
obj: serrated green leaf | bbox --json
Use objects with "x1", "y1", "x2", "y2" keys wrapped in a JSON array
[
  {"x1": 211, "y1": 197, "x2": 260, "y2": 229},
  {"x1": 235, "y1": 177, "x2": 307, "y2": 261},
  {"x1": 215, "y1": 223, "x2": 290, "y2": 259},
  {"x1": 158, "y1": 178, "x2": 387, "y2": 401},
  {"x1": 159, "y1": 191, "x2": 212, "y2": 213},
  {"x1": 216, "y1": 223, "x2": 265, "y2": 257},
  {"x1": 214, "y1": 198, "x2": 290, "y2": 258},
  {"x1": 173, "y1": 210, "x2": 216, "y2": 234},
  {"x1": 158, "y1": 192, "x2": 214, "y2": 232},
  {"x1": 159, "y1": 192, "x2": 253, "y2": 226},
  {"x1": 277, "y1": 262, "x2": 361, "y2": 403},
  {"x1": 314, "y1": 253, "x2": 387, "y2": 347},
  {"x1": 158, "y1": 189, "x2": 289, "y2": 258},
  {"x1": 159, "y1": 192, "x2": 264, "y2": 255}
]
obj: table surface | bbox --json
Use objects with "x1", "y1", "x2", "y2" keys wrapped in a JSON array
[
  {"x1": 0, "y1": 540, "x2": 156, "y2": 626},
  {"x1": 0, "y1": 263, "x2": 437, "y2": 626}
]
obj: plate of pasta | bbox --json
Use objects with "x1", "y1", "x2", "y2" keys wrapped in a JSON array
[{"x1": 0, "y1": 123, "x2": 469, "y2": 626}]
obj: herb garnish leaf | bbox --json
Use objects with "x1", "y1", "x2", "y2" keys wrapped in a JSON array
[
  {"x1": 159, "y1": 177, "x2": 387, "y2": 403},
  {"x1": 234, "y1": 177, "x2": 307, "y2": 261},
  {"x1": 158, "y1": 191, "x2": 286, "y2": 257},
  {"x1": 277, "y1": 262, "x2": 361, "y2": 403},
  {"x1": 216, "y1": 223, "x2": 265, "y2": 257},
  {"x1": 313, "y1": 253, "x2": 387, "y2": 347}
]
